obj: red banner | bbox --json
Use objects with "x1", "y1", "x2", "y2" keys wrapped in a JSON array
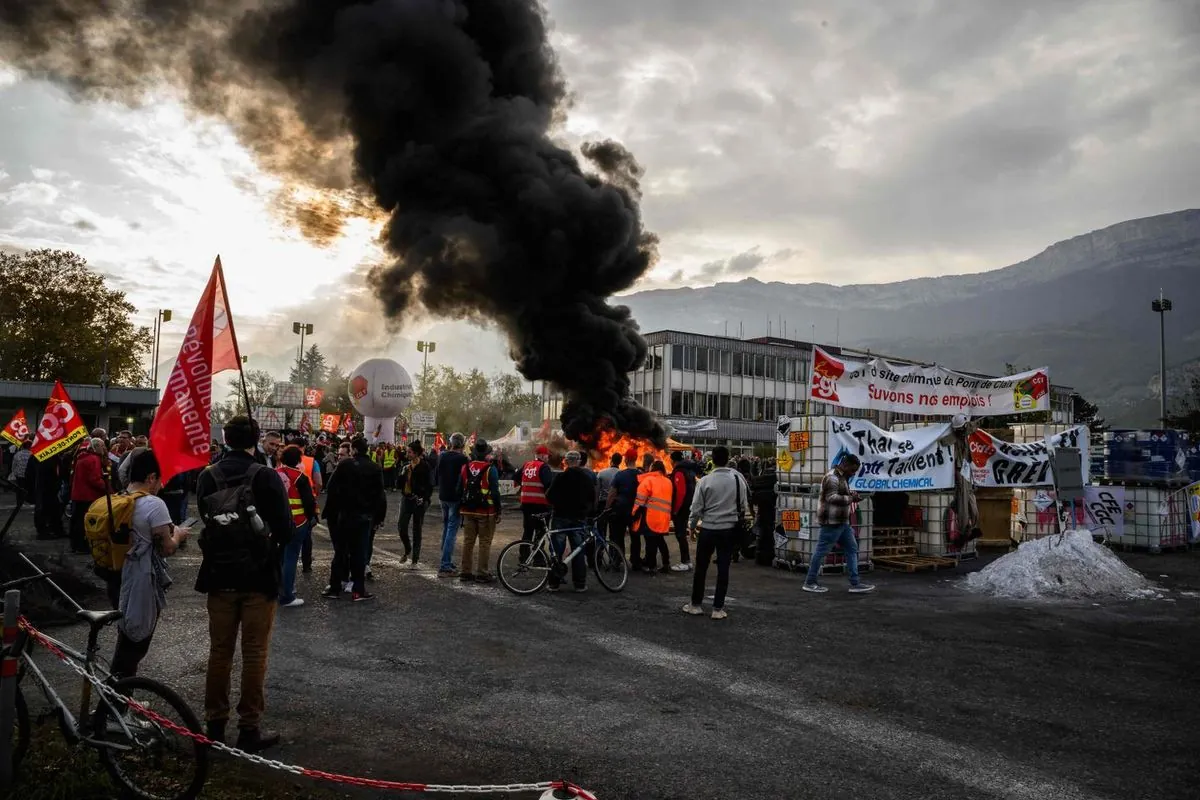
[
  {"x1": 342, "y1": 415, "x2": 356, "y2": 435},
  {"x1": 1, "y1": 408, "x2": 29, "y2": 446},
  {"x1": 319, "y1": 414, "x2": 340, "y2": 433},
  {"x1": 434, "y1": 432, "x2": 446, "y2": 451},
  {"x1": 31, "y1": 381, "x2": 87, "y2": 462},
  {"x1": 150, "y1": 256, "x2": 245, "y2": 483},
  {"x1": 304, "y1": 387, "x2": 324, "y2": 408}
]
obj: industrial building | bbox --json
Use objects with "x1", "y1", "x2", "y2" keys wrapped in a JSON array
[{"x1": 0, "y1": 380, "x2": 161, "y2": 437}]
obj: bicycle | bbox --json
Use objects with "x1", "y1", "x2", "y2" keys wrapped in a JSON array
[
  {"x1": 2, "y1": 561, "x2": 209, "y2": 800},
  {"x1": 497, "y1": 511, "x2": 628, "y2": 594}
]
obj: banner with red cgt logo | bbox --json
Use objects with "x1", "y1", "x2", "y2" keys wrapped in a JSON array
[
  {"x1": 967, "y1": 425, "x2": 1090, "y2": 487},
  {"x1": 809, "y1": 346, "x2": 1050, "y2": 417}
]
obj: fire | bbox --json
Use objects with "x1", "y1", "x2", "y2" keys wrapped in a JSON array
[{"x1": 586, "y1": 424, "x2": 674, "y2": 472}]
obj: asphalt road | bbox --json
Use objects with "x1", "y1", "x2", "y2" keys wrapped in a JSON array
[{"x1": 4, "y1": 492, "x2": 1199, "y2": 800}]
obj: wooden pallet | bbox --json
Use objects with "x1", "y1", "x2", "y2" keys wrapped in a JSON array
[
  {"x1": 873, "y1": 554, "x2": 958, "y2": 573},
  {"x1": 873, "y1": 544, "x2": 918, "y2": 557}
]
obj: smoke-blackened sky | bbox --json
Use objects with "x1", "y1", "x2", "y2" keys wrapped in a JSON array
[{"x1": 0, "y1": 0, "x2": 665, "y2": 445}]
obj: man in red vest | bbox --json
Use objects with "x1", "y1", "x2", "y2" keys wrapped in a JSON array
[
  {"x1": 275, "y1": 445, "x2": 317, "y2": 608},
  {"x1": 515, "y1": 445, "x2": 553, "y2": 554}
]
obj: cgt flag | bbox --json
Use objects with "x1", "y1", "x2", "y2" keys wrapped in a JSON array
[
  {"x1": 2, "y1": 408, "x2": 29, "y2": 446},
  {"x1": 150, "y1": 256, "x2": 245, "y2": 484},
  {"x1": 319, "y1": 414, "x2": 340, "y2": 433},
  {"x1": 304, "y1": 387, "x2": 324, "y2": 408},
  {"x1": 31, "y1": 381, "x2": 87, "y2": 461}
]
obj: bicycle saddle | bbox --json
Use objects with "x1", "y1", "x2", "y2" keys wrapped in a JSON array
[{"x1": 77, "y1": 609, "x2": 124, "y2": 628}]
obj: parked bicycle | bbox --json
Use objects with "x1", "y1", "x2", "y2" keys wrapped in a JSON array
[
  {"x1": 497, "y1": 512, "x2": 628, "y2": 594},
  {"x1": 2, "y1": 562, "x2": 209, "y2": 800}
]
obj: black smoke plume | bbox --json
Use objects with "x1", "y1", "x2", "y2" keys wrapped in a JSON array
[{"x1": 0, "y1": 0, "x2": 665, "y2": 448}]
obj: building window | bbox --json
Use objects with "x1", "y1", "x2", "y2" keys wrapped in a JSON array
[
  {"x1": 671, "y1": 390, "x2": 682, "y2": 415},
  {"x1": 696, "y1": 347, "x2": 708, "y2": 372},
  {"x1": 653, "y1": 345, "x2": 664, "y2": 370},
  {"x1": 720, "y1": 350, "x2": 731, "y2": 374},
  {"x1": 682, "y1": 392, "x2": 694, "y2": 416},
  {"x1": 671, "y1": 344, "x2": 683, "y2": 370},
  {"x1": 755, "y1": 397, "x2": 765, "y2": 421},
  {"x1": 684, "y1": 347, "x2": 697, "y2": 370},
  {"x1": 719, "y1": 394, "x2": 730, "y2": 420},
  {"x1": 707, "y1": 393, "x2": 719, "y2": 417},
  {"x1": 731, "y1": 352, "x2": 742, "y2": 376}
]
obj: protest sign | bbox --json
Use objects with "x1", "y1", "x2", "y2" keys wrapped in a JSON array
[
  {"x1": 968, "y1": 426, "x2": 1090, "y2": 487},
  {"x1": 810, "y1": 346, "x2": 1049, "y2": 416},
  {"x1": 828, "y1": 417, "x2": 954, "y2": 492}
]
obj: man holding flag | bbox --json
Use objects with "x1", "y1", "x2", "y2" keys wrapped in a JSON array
[{"x1": 151, "y1": 257, "x2": 291, "y2": 753}]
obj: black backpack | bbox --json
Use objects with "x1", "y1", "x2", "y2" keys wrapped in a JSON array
[
  {"x1": 198, "y1": 464, "x2": 273, "y2": 589},
  {"x1": 462, "y1": 463, "x2": 488, "y2": 508}
]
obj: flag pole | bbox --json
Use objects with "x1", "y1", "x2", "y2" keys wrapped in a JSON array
[{"x1": 214, "y1": 256, "x2": 253, "y2": 415}]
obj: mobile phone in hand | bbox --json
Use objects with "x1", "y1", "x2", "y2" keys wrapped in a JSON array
[{"x1": 181, "y1": 517, "x2": 199, "y2": 529}]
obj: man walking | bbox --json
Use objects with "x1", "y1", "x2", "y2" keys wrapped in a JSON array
[
  {"x1": 682, "y1": 446, "x2": 749, "y2": 620},
  {"x1": 195, "y1": 415, "x2": 293, "y2": 751},
  {"x1": 545, "y1": 451, "x2": 596, "y2": 592},
  {"x1": 457, "y1": 439, "x2": 501, "y2": 583},
  {"x1": 275, "y1": 445, "x2": 317, "y2": 609},
  {"x1": 322, "y1": 437, "x2": 386, "y2": 601},
  {"x1": 397, "y1": 441, "x2": 433, "y2": 566},
  {"x1": 803, "y1": 454, "x2": 874, "y2": 594},
  {"x1": 435, "y1": 433, "x2": 469, "y2": 577},
  {"x1": 669, "y1": 451, "x2": 701, "y2": 572}
]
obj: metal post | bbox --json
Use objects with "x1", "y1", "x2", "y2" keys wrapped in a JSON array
[
  {"x1": 0, "y1": 589, "x2": 19, "y2": 789},
  {"x1": 1159, "y1": 289, "x2": 1167, "y2": 426},
  {"x1": 151, "y1": 312, "x2": 160, "y2": 388}
]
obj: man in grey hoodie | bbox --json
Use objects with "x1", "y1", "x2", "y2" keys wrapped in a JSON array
[{"x1": 681, "y1": 446, "x2": 750, "y2": 620}]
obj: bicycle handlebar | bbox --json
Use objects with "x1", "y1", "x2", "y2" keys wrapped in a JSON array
[{"x1": 0, "y1": 572, "x2": 50, "y2": 593}]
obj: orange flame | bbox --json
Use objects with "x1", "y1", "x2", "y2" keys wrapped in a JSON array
[{"x1": 585, "y1": 423, "x2": 674, "y2": 472}]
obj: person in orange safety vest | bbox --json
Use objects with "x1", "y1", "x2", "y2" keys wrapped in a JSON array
[
  {"x1": 633, "y1": 460, "x2": 674, "y2": 574},
  {"x1": 276, "y1": 445, "x2": 317, "y2": 608}
]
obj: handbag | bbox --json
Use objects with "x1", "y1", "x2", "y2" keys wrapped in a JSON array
[{"x1": 733, "y1": 474, "x2": 756, "y2": 555}]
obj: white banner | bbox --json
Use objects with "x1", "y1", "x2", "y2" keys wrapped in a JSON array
[
  {"x1": 810, "y1": 346, "x2": 1050, "y2": 416},
  {"x1": 666, "y1": 417, "x2": 718, "y2": 434},
  {"x1": 968, "y1": 425, "x2": 1090, "y2": 487},
  {"x1": 828, "y1": 417, "x2": 954, "y2": 492},
  {"x1": 409, "y1": 410, "x2": 437, "y2": 429}
]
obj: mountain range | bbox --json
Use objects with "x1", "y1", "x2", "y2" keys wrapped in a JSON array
[{"x1": 621, "y1": 209, "x2": 1200, "y2": 426}]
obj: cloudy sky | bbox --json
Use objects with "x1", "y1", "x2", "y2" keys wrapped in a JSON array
[{"x1": 1, "y1": 0, "x2": 1197, "y2": 380}]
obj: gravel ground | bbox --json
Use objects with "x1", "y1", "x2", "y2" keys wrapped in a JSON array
[{"x1": 4, "y1": 491, "x2": 1199, "y2": 800}]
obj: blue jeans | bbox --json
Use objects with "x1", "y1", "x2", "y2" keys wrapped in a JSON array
[
  {"x1": 440, "y1": 501, "x2": 462, "y2": 571},
  {"x1": 805, "y1": 523, "x2": 861, "y2": 586},
  {"x1": 280, "y1": 520, "x2": 312, "y2": 603},
  {"x1": 550, "y1": 518, "x2": 588, "y2": 589}
]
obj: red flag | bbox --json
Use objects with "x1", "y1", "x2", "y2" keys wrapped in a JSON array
[
  {"x1": 31, "y1": 381, "x2": 88, "y2": 461},
  {"x1": 1, "y1": 408, "x2": 29, "y2": 446},
  {"x1": 150, "y1": 256, "x2": 245, "y2": 483},
  {"x1": 320, "y1": 413, "x2": 340, "y2": 433},
  {"x1": 304, "y1": 387, "x2": 324, "y2": 408},
  {"x1": 434, "y1": 432, "x2": 446, "y2": 451},
  {"x1": 342, "y1": 415, "x2": 356, "y2": 435}
]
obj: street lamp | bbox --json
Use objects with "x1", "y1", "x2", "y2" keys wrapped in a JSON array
[
  {"x1": 152, "y1": 309, "x2": 173, "y2": 388},
  {"x1": 1152, "y1": 290, "x2": 1172, "y2": 426},
  {"x1": 293, "y1": 322, "x2": 314, "y2": 383},
  {"x1": 417, "y1": 340, "x2": 436, "y2": 394}
]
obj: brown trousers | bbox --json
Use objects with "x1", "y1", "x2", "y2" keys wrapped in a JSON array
[
  {"x1": 461, "y1": 514, "x2": 497, "y2": 576},
  {"x1": 205, "y1": 591, "x2": 277, "y2": 730}
]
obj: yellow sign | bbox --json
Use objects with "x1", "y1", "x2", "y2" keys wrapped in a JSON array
[
  {"x1": 788, "y1": 431, "x2": 810, "y2": 452},
  {"x1": 777, "y1": 448, "x2": 794, "y2": 472}
]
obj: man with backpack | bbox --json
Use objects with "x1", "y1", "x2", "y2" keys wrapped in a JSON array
[
  {"x1": 194, "y1": 415, "x2": 293, "y2": 753},
  {"x1": 456, "y1": 439, "x2": 501, "y2": 583}
]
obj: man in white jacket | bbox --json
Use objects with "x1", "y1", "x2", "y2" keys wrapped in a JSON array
[{"x1": 681, "y1": 446, "x2": 750, "y2": 620}]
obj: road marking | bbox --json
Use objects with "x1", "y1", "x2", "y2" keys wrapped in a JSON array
[{"x1": 362, "y1": 541, "x2": 1107, "y2": 800}]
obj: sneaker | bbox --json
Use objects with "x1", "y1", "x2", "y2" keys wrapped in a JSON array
[
  {"x1": 670, "y1": 563, "x2": 691, "y2": 573},
  {"x1": 301, "y1": 564, "x2": 312, "y2": 574},
  {"x1": 342, "y1": 581, "x2": 354, "y2": 593},
  {"x1": 235, "y1": 727, "x2": 280, "y2": 753},
  {"x1": 802, "y1": 584, "x2": 828, "y2": 593},
  {"x1": 681, "y1": 603, "x2": 704, "y2": 616},
  {"x1": 320, "y1": 587, "x2": 340, "y2": 600},
  {"x1": 546, "y1": 584, "x2": 560, "y2": 593},
  {"x1": 204, "y1": 720, "x2": 226, "y2": 745},
  {"x1": 572, "y1": 584, "x2": 587, "y2": 593},
  {"x1": 849, "y1": 583, "x2": 876, "y2": 594},
  {"x1": 280, "y1": 598, "x2": 305, "y2": 608},
  {"x1": 458, "y1": 572, "x2": 476, "y2": 582},
  {"x1": 475, "y1": 573, "x2": 495, "y2": 584},
  {"x1": 711, "y1": 609, "x2": 728, "y2": 620},
  {"x1": 352, "y1": 592, "x2": 375, "y2": 602},
  {"x1": 437, "y1": 569, "x2": 459, "y2": 579}
]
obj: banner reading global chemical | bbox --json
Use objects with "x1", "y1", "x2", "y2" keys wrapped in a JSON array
[
  {"x1": 968, "y1": 425, "x2": 1090, "y2": 487},
  {"x1": 828, "y1": 417, "x2": 954, "y2": 491},
  {"x1": 810, "y1": 346, "x2": 1050, "y2": 416}
]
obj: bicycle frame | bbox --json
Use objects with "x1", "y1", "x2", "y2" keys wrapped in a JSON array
[{"x1": 530, "y1": 518, "x2": 605, "y2": 568}]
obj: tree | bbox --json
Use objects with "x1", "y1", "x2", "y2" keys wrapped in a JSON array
[
  {"x1": 0, "y1": 249, "x2": 152, "y2": 385},
  {"x1": 320, "y1": 364, "x2": 355, "y2": 415},
  {"x1": 1165, "y1": 376, "x2": 1200, "y2": 435},
  {"x1": 1072, "y1": 393, "x2": 1106, "y2": 434},
  {"x1": 288, "y1": 344, "x2": 329, "y2": 388},
  {"x1": 411, "y1": 365, "x2": 539, "y2": 435},
  {"x1": 226, "y1": 369, "x2": 276, "y2": 414}
]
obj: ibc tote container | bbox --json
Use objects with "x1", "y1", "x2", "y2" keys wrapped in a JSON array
[
  {"x1": 773, "y1": 492, "x2": 872, "y2": 573},
  {"x1": 776, "y1": 416, "x2": 830, "y2": 487},
  {"x1": 911, "y1": 491, "x2": 978, "y2": 558},
  {"x1": 1111, "y1": 486, "x2": 1191, "y2": 551}
]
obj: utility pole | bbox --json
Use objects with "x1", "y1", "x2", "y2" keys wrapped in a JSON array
[
  {"x1": 1152, "y1": 289, "x2": 1173, "y2": 425},
  {"x1": 292, "y1": 321, "x2": 314, "y2": 384},
  {"x1": 152, "y1": 309, "x2": 173, "y2": 388},
  {"x1": 417, "y1": 340, "x2": 437, "y2": 401}
]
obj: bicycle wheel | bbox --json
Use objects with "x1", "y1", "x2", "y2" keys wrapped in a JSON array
[
  {"x1": 497, "y1": 540, "x2": 551, "y2": 595},
  {"x1": 9, "y1": 684, "x2": 29, "y2": 771},
  {"x1": 593, "y1": 540, "x2": 628, "y2": 592},
  {"x1": 95, "y1": 675, "x2": 209, "y2": 800}
]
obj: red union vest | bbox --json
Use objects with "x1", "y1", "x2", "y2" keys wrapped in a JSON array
[
  {"x1": 519, "y1": 460, "x2": 549, "y2": 506},
  {"x1": 275, "y1": 465, "x2": 308, "y2": 526}
]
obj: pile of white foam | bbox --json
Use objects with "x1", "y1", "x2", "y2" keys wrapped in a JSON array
[{"x1": 964, "y1": 530, "x2": 1157, "y2": 601}]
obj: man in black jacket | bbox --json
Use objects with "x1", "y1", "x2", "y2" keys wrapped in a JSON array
[
  {"x1": 546, "y1": 451, "x2": 597, "y2": 592},
  {"x1": 194, "y1": 415, "x2": 292, "y2": 753},
  {"x1": 321, "y1": 436, "x2": 386, "y2": 601},
  {"x1": 397, "y1": 440, "x2": 433, "y2": 566},
  {"x1": 434, "y1": 433, "x2": 469, "y2": 577}
]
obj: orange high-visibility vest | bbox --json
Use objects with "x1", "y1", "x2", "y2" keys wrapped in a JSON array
[
  {"x1": 519, "y1": 460, "x2": 549, "y2": 506},
  {"x1": 634, "y1": 472, "x2": 673, "y2": 534},
  {"x1": 275, "y1": 465, "x2": 308, "y2": 526}
]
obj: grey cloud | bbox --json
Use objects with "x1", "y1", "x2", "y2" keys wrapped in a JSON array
[{"x1": 72, "y1": 218, "x2": 97, "y2": 231}]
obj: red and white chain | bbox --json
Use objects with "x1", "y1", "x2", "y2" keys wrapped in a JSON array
[{"x1": 17, "y1": 617, "x2": 598, "y2": 799}]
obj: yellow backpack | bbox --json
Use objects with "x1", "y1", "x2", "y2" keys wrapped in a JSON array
[{"x1": 83, "y1": 491, "x2": 148, "y2": 574}]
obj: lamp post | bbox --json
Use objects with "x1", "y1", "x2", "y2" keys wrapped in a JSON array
[
  {"x1": 1152, "y1": 290, "x2": 1172, "y2": 426},
  {"x1": 417, "y1": 340, "x2": 436, "y2": 395},
  {"x1": 152, "y1": 309, "x2": 173, "y2": 388},
  {"x1": 292, "y1": 322, "x2": 314, "y2": 384}
]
